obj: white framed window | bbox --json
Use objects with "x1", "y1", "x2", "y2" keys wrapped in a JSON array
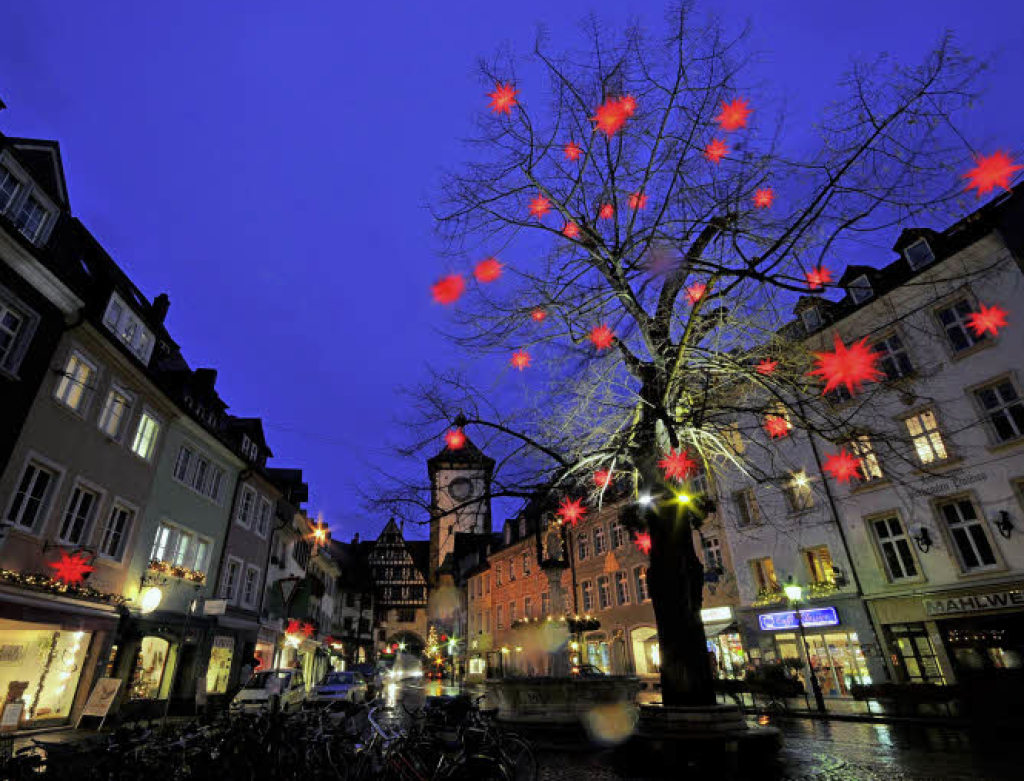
[
  {"x1": 577, "y1": 533, "x2": 589, "y2": 561},
  {"x1": 905, "y1": 409, "x2": 948, "y2": 465},
  {"x1": 242, "y1": 564, "x2": 261, "y2": 609},
  {"x1": 541, "y1": 592, "x2": 550, "y2": 615},
  {"x1": 869, "y1": 515, "x2": 919, "y2": 581},
  {"x1": 0, "y1": 286, "x2": 40, "y2": 377},
  {"x1": 848, "y1": 435, "x2": 884, "y2": 481},
  {"x1": 0, "y1": 153, "x2": 56, "y2": 246},
  {"x1": 524, "y1": 595, "x2": 532, "y2": 619},
  {"x1": 937, "y1": 298, "x2": 987, "y2": 354},
  {"x1": 13, "y1": 194, "x2": 51, "y2": 243},
  {"x1": 101, "y1": 293, "x2": 155, "y2": 364},
  {"x1": 522, "y1": 551, "x2": 530, "y2": 576},
  {"x1": 702, "y1": 536, "x2": 724, "y2": 570},
  {"x1": 974, "y1": 378, "x2": 1024, "y2": 443},
  {"x1": 800, "y1": 307, "x2": 822, "y2": 333},
  {"x1": 58, "y1": 482, "x2": 101, "y2": 545},
  {"x1": 733, "y1": 487, "x2": 761, "y2": 527},
  {"x1": 614, "y1": 571, "x2": 630, "y2": 605},
  {"x1": 172, "y1": 443, "x2": 226, "y2": 502},
  {"x1": 150, "y1": 520, "x2": 212, "y2": 574},
  {"x1": 220, "y1": 556, "x2": 243, "y2": 602},
  {"x1": 97, "y1": 383, "x2": 134, "y2": 440},
  {"x1": 508, "y1": 559, "x2": 516, "y2": 581},
  {"x1": 54, "y1": 349, "x2": 98, "y2": 413},
  {"x1": 5, "y1": 458, "x2": 60, "y2": 530},
  {"x1": 130, "y1": 409, "x2": 162, "y2": 461},
  {"x1": 236, "y1": 486, "x2": 256, "y2": 529},
  {"x1": 633, "y1": 566, "x2": 650, "y2": 602},
  {"x1": 241, "y1": 435, "x2": 259, "y2": 462},
  {"x1": 593, "y1": 525, "x2": 607, "y2": 555},
  {"x1": 0, "y1": 163, "x2": 22, "y2": 211},
  {"x1": 611, "y1": 523, "x2": 627, "y2": 548},
  {"x1": 848, "y1": 275, "x2": 873, "y2": 304},
  {"x1": 874, "y1": 333, "x2": 914, "y2": 381},
  {"x1": 597, "y1": 575, "x2": 612, "y2": 610},
  {"x1": 99, "y1": 501, "x2": 135, "y2": 560},
  {"x1": 173, "y1": 445, "x2": 193, "y2": 481},
  {"x1": 904, "y1": 238, "x2": 935, "y2": 270},
  {"x1": 509, "y1": 600, "x2": 516, "y2": 622},
  {"x1": 256, "y1": 497, "x2": 272, "y2": 538},
  {"x1": 938, "y1": 497, "x2": 999, "y2": 573},
  {"x1": 580, "y1": 581, "x2": 594, "y2": 612}
]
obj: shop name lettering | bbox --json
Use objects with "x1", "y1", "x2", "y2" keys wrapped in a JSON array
[
  {"x1": 910, "y1": 470, "x2": 986, "y2": 497},
  {"x1": 925, "y1": 590, "x2": 1024, "y2": 616}
]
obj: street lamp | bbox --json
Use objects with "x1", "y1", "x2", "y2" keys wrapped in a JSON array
[{"x1": 784, "y1": 578, "x2": 826, "y2": 714}]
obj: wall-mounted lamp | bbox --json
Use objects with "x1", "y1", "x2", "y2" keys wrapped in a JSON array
[
  {"x1": 913, "y1": 527, "x2": 933, "y2": 553},
  {"x1": 995, "y1": 511, "x2": 1015, "y2": 539}
]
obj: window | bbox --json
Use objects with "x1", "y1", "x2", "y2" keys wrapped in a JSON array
[
  {"x1": 975, "y1": 379, "x2": 1024, "y2": 443},
  {"x1": 496, "y1": 605, "x2": 504, "y2": 631},
  {"x1": 702, "y1": 536, "x2": 724, "y2": 571},
  {"x1": 872, "y1": 333, "x2": 914, "y2": 381},
  {"x1": 0, "y1": 290, "x2": 38, "y2": 376},
  {"x1": 541, "y1": 592, "x2": 550, "y2": 616},
  {"x1": 242, "y1": 565, "x2": 260, "y2": 608},
  {"x1": 593, "y1": 525, "x2": 607, "y2": 555},
  {"x1": 241, "y1": 435, "x2": 259, "y2": 462},
  {"x1": 524, "y1": 596, "x2": 532, "y2": 619},
  {"x1": 97, "y1": 384, "x2": 133, "y2": 439},
  {"x1": 54, "y1": 350, "x2": 97, "y2": 413},
  {"x1": 633, "y1": 566, "x2": 650, "y2": 602},
  {"x1": 783, "y1": 471, "x2": 814, "y2": 512},
  {"x1": 905, "y1": 410, "x2": 948, "y2": 464},
  {"x1": 509, "y1": 601, "x2": 517, "y2": 622},
  {"x1": 614, "y1": 571, "x2": 630, "y2": 605},
  {"x1": 173, "y1": 446, "x2": 192, "y2": 481},
  {"x1": 0, "y1": 164, "x2": 21, "y2": 210},
  {"x1": 803, "y1": 546, "x2": 835, "y2": 585},
  {"x1": 99, "y1": 502, "x2": 134, "y2": 559},
  {"x1": 937, "y1": 299, "x2": 988, "y2": 353},
  {"x1": 495, "y1": 563, "x2": 502, "y2": 586},
  {"x1": 509, "y1": 560, "x2": 516, "y2": 581},
  {"x1": 173, "y1": 444, "x2": 225, "y2": 501},
  {"x1": 59, "y1": 484, "x2": 100, "y2": 545},
  {"x1": 904, "y1": 238, "x2": 934, "y2": 270},
  {"x1": 597, "y1": 576, "x2": 612, "y2": 610},
  {"x1": 484, "y1": 574, "x2": 490, "y2": 594},
  {"x1": 580, "y1": 581, "x2": 594, "y2": 612},
  {"x1": 237, "y1": 486, "x2": 256, "y2": 529},
  {"x1": 750, "y1": 557, "x2": 779, "y2": 592},
  {"x1": 149, "y1": 521, "x2": 212, "y2": 574},
  {"x1": 101, "y1": 293, "x2": 155, "y2": 364},
  {"x1": 256, "y1": 497, "x2": 272, "y2": 537},
  {"x1": 130, "y1": 410, "x2": 161, "y2": 461},
  {"x1": 801, "y1": 308, "x2": 822, "y2": 333},
  {"x1": 577, "y1": 532, "x2": 590, "y2": 560},
  {"x1": 887, "y1": 623, "x2": 944, "y2": 683},
  {"x1": 848, "y1": 435, "x2": 884, "y2": 481},
  {"x1": 733, "y1": 488, "x2": 761, "y2": 527},
  {"x1": 13, "y1": 194, "x2": 49, "y2": 242},
  {"x1": 611, "y1": 523, "x2": 627, "y2": 548},
  {"x1": 221, "y1": 557, "x2": 242, "y2": 602},
  {"x1": 848, "y1": 275, "x2": 873, "y2": 304},
  {"x1": 938, "y1": 497, "x2": 998, "y2": 572},
  {"x1": 870, "y1": 515, "x2": 918, "y2": 581},
  {"x1": 6, "y1": 460, "x2": 58, "y2": 530}
]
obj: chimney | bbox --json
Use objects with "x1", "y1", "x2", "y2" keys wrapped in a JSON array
[
  {"x1": 351, "y1": 533, "x2": 360, "y2": 544},
  {"x1": 194, "y1": 368, "x2": 218, "y2": 395},
  {"x1": 152, "y1": 293, "x2": 170, "y2": 324}
]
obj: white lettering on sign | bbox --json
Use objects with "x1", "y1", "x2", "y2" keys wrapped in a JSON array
[
  {"x1": 700, "y1": 606, "x2": 733, "y2": 623},
  {"x1": 924, "y1": 589, "x2": 1024, "y2": 616}
]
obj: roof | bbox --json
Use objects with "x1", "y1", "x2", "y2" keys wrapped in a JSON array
[
  {"x1": 3, "y1": 136, "x2": 69, "y2": 207},
  {"x1": 427, "y1": 432, "x2": 495, "y2": 474}
]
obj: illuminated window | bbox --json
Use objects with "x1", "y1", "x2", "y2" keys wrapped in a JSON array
[
  {"x1": 597, "y1": 576, "x2": 612, "y2": 610},
  {"x1": 783, "y1": 471, "x2": 814, "y2": 512},
  {"x1": 803, "y1": 545, "x2": 834, "y2": 585},
  {"x1": 130, "y1": 410, "x2": 161, "y2": 461},
  {"x1": 905, "y1": 410, "x2": 947, "y2": 464},
  {"x1": 580, "y1": 581, "x2": 594, "y2": 612},
  {"x1": 848, "y1": 435, "x2": 883, "y2": 481},
  {"x1": 633, "y1": 566, "x2": 650, "y2": 602},
  {"x1": 54, "y1": 350, "x2": 96, "y2": 413},
  {"x1": 750, "y1": 557, "x2": 778, "y2": 592},
  {"x1": 593, "y1": 525, "x2": 607, "y2": 555},
  {"x1": 130, "y1": 636, "x2": 169, "y2": 700},
  {"x1": 614, "y1": 571, "x2": 630, "y2": 605}
]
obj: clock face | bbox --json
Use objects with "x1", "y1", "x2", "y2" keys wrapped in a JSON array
[{"x1": 448, "y1": 477, "x2": 474, "y2": 501}]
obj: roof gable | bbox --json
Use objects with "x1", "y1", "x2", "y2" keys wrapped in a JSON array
[{"x1": 6, "y1": 137, "x2": 69, "y2": 208}]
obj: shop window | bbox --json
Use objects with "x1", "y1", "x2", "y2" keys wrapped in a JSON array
[
  {"x1": 614, "y1": 571, "x2": 631, "y2": 605},
  {"x1": 0, "y1": 625, "x2": 91, "y2": 722},
  {"x1": 580, "y1": 581, "x2": 594, "y2": 612},
  {"x1": 938, "y1": 497, "x2": 998, "y2": 572},
  {"x1": 6, "y1": 460, "x2": 58, "y2": 530},
  {"x1": 593, "y1": 525, "x2": 607, "y2": 555},
  {"x1": 887, "y1": 624, "x2": 944, "y2": 683},
  {"x1": 874, "y1": 333, "x2": 914, "y2": 380},
  {"x1": 633, "y1": 566, "x2": 650, "y2": 602},
  {"x1": 597, "y1": 575, "x2": 612, "y2": 610},
  {"x1": 783, "y1": 630, "x2": 872, "y2": 697},
  {"x1": 732, "y1": 487, "x2": 761, "y2": 527},
  {"x1": 130, "y1": 636, "x2": 169, "y2": 700},
  {"x1": 974, "y1": 378, "x2": 1024, "y2": 443},
  {"x1": 585, "y1": 636, "x2": 610, "y2": 673},
  {"x1": 870, "y1": 515, "x2": 919, "y2": 581},
  {"x1": 905, "y1": 410, "x2": 948, "y2": 464},
  {"x1": 206, "y1": 636, "x2": 234, "y2": 694},
  {"x1": 848, "y1": 435, "x2": 883, "y2": 481},
  {"x1": 803, "y1": 546, "x2": 835, "y2": 585},
  {"x1": 782, "y1": 471, "x2": 814, "y2": 512},
  {"x1": 937, "y1": 298, "x2": 988, "y2": 353}
]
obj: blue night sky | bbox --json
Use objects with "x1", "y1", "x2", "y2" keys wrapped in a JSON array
[{"x1": 2, "y1": 1, "x2": 1022, "y2": 540}]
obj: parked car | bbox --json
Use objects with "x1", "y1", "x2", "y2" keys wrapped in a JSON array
[
  {"x1": 571, "y1": 664, "x2": 606, "y2": 677},
  {"x1": 306, "y1": 671, "x2": 370, "y2": 706},
  {"x1": 230, "y1": 669, "x2": 306, "y2": 714}
]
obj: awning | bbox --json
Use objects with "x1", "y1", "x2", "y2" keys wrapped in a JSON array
[{"x1": 704, "y1": 621, "x2": 737, "y2": 638}]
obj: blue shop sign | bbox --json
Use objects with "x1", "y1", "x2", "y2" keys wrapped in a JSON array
[{"x1": 758, "y1": 607, "x2": 839, "y2": 631}]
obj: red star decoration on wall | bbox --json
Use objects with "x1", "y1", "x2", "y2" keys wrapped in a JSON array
[
  {"x1": 431, "y1": 274, "x2": 465, "y2": 305},
  {"x1": 564, "y1": 142, "x2": 582, "y2": 161},
  {"x1": 529, "y1": 195, "x2": 552, "y2": 219},
  {"x1": 705, "y1": 139, "x2": 728, "y2": 163},
  {"x1": 628, "y1": 191, "x2": 648, "y2": 210},
  {"x1": 715, "y1": 98, "x2": 751, "y2": 131},
  {"x1": 964, "y1": 151, "x2": 1022, "y2": 198},
  {"x1": 633, "y1": 532, "x2": 652, "y2": 555},
  {"x1": 474, "y1": 257, "x2": 503, "y2": 283},
  {"x1": 753, "y1": 188, "x2": 774, "y2": 208},
  {"x1": 599, "y1": 203, "x2": 615, "y2": 219},
  {"x1": 488, "y1": 82, "x2": 519, "y2": 114},
  {"x1": 763, "y1": 415, "x2": 792, "y2": 439},
  {"x1": 659, "y1": 448, "x2": 697, "y2": 482},
  {"x1": 756, "y1": 359, "x2": 778, "y2": 375},
  {"x1": 531, "y1": 308, "x2": 547, "y2": 322},
  {"x1": 686, "y1": 283, "x2": 706, "y2": 305},
  {"x1": 810, "y1": 335, "x2": 882, "y2": 395},
  {"x1": 966, "y1": 304, "x2": 1008, "y2": 337},
  {"x1": 562, "y1": 221, "x2": 580, "y2": 239},
  {"x1": 285, "y1": 619, "x2": 302, "y2": 635},
  {"x1": 557, "y1": 497, "x2": 588, "y2": 526},
  {"x1": 589, "y1": 324, "x2": 614, "y2": 351},
  {"x1": 593, "y1": 470, "x2": 612, "y2": 488},
  {"x1": 48, "y1": 551, "x2": 94, "y2": 584},
  {"x1": 805, "y1": 266, "x2": 831, "y2": 290},
  {"x1": 445, "y1": 428, "x2": 466, "y2": 450},
  {"x1": 510, "y1": 350, "x2": 531, "y2": 370},
  {"x1": 823, "y1": 449, "x2": 861, "y2": 484}
]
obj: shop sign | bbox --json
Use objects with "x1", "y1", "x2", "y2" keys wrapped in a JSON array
[
  {"x1": 212, "y1": 635, "x2": 234, "y2": 649},
  {"x1": 203, "y1": 599, "x2": 227, "y2": 615},
  {"x1": 924, "y1": 589, "x2": 1024, "y2": 617},
  {"x1": 758, "y1": 607, "x2": 839, "y2": 631},
  {"x1": 700, "y1": 606, "x2": 733, "y2": 623}
]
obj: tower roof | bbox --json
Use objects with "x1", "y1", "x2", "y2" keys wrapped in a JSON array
[{"x1": 427, "y1": 432, "x2": 495, "y2": 474}]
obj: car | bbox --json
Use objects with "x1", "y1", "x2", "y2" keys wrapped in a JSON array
[
  {"x1": 571, "y1": 664, "x2": 606, "y2": 677},
  {"x1": 230, "y1": 669, "x2": 306, "y2": 714},
  {"x1": 306, "y1": 671, "x2": 370, "y2": 706}
]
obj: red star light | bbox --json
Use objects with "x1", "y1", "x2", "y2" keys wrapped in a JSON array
[
  {"x1": 431, "y1": 274, "x2": 465, "y2": 305},
  {"x1": 966, "y1": 303, "x2": 1008, "y2": 337},
  {"x1": 593, "y1": 470, "x2": 613, "y2": 488},
  {"x1": 563, "y1": 221, "x2": 580, "y2": 239},
  {"x1": 753, "y1": 188, "x2": 774, "y2": 208},
  {"x1": 48, "y1": 551, "x2": 94, "y2": 584},
  {"x1": 510, "y1": 350, "x2": 531, "y2": 370},
  {"x1": 445, "y1": 428, "x2": 466, "y2": 450},
  {"x1": 810, "y1": 335, "x2": 882, "y2": 395},
  {"x1": 285, "y1": 619, "x2": 302, "y2": 635},
  {"x1": 964, "y1": 151, "x2": 1023, "y2": 198},
  {"x1": 529, "y1": 194, "x2": 552, "y2": 219},
  {"x1": 474, "y1": 257, "x2": 503, "y2": 283},
  {"x1": 619, "y1": 95, "x2": 637, "y2": 117},
  {"x1": 301, "y1": 622, "x2": 315, "y2": 638},
  {"x1": 716, "y1": 98, "x2": 752, "y2": 131},
  {"x1": 756, "y1": 359, "x2": 778, "y2": 375},
  {"x1": 659, "y1": 448, "x2": 697, "y2": 482},
  {"x1": 564, "y1": 142, "x2": 582, "y2": 161},
  {"x1": 599, "y1": 203, "x2": 615, "y2": 219},
  {"x1": 592, "y1": 97, "x2": 629, "y2": 136},
  {"x1": 705, "y1": 139, "x2": 728, "y2": 163},
  {"x1": 823, "y1": 449, "x2": 861, "y2": 484},
  {"x1": 633, "y1": 532, "x2": 652, "y2": 555},
  {"x1": 531, "y1": 308, "x2": 547, "y2": 322},
  {"x1": 589, "y1": 324, "x2": 614, "y2": 351},
  {"x1": 488, "y1": 82, "x2": 518, "y2": 115},
  {"x1": 763, "y1": 415, "x2": 792, "y2": 439},
  {"x1": 557, "y1": 497, "x2": 588, "y2": 526},
  {"x1": 806, "y1": 266, "x2": 832, "y2": 290},
  {"x1": 686, "y1": 283, "x2": 706, "y2": 305},
  {"x1": 628, "y1": 191, "x2": 648, "y2": 210}
]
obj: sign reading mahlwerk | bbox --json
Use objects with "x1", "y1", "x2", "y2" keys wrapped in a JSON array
[{"x1": 924, "y1": 589, "x2": 1024, "y2": 616}]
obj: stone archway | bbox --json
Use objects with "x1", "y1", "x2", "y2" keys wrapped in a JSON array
[{"x1": 386, "y1": 630, "x2": 425, "y2": 657}]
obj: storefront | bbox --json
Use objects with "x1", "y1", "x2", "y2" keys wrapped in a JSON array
[
  {"x1": 205, "y1": 635, "x2": 234, "y2": 695},
  {"x1": 255, "y1": 625, "x2": 279, "y2": 672},
  {"x1": 701, "y1": 607, "x2": 745, "y2": 679}
]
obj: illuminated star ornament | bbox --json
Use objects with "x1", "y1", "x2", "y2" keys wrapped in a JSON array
[
  {"x1": 963, "y1": 151, "x2": 1022, "y2": 198},
  {"x1": 445, "y1": 428, "x2": 466, "y2": 450},
  {"x1": 753, "y1": 188, "x2": 774, "y2": 209},
  {"x1": 628, "y1": 191, "x2": 648, "y2": 210},
  {"x1": 285, "y1": 619, "x2": 303, "y2": 635},
  {"x1": 301, "y1": 622, "x2": 315, "y2": 638},
  {"x1": 589, "y1": 324, "x2": 614, "y2": 351},
  {"x1": 474, "y1": 257, "x2": 502, "y2": 283},
  {"x1": 593, "y1": 470, "x2": 613, "y2": 488},
  {"x1": 557, "y1": 497, "x2": 588, "y2": 526},
  {"x1": 810, "y1": 335, "x2": 882, "y2": 395},
  {"x1": 591, "y1": 95, "x2": 636, "y2": 137},
  {"x1": 488, "y1": 82, "x2": 518, "y2": 115},
  {"x1": 633, "y1": 532, "x2": 652, "y2": 555},
  {"x1": 756, "y1": 359, "x2": 778, "y2": 375},
  {"x1": 715, "y1": 98, "x2": 751, "y2": 131},
  {"x1": 510, "y1": 350, "x2": 531, "y2": 370},
  {"x1": 763, "y1": 415, "x2": 792, "y2": 439},
  {"x1": 48, "y1": 551, "x2": 94, "y2": 584},
  {"x1": 562, "y1": 221, "x2": 580, "y2": 239},
  {"x1": 529, "y1": 194, "x2": 552, "y2": 220},
  {"x1": 659, "y1": 448, "x2": 697, "y2": 482},
  {"x1": 599, "y1": 203, "x2": 615, "y2": 220},
  {"x1": 686, "y1": 283, "x2": 706, "y2": 305},
  {"x1": 531, "y1": 308, "x2": 547, "y2": 322},
  {"x1": 564, "y1": 142, "x2": 582, "y2": 161},
  {"x1": 806, "y1": 266, "x2": 832, "y2": 290},
  {"x1": 705, "y1": 139, "x2": 728, "y2": 163},
  {"x1": 966, "y1": 303, "x2": 1008, "y2": 337},
  {"x1": 823, "y1": 449, "x2": 861, "y2": 484},
  {"x1": 431, "y1": 274, "x2": 465, "y2": 305}
]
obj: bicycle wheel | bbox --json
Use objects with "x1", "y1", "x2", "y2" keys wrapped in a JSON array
[
  {"x1": 439, "y1": 755, "x2": 510, "y2": 781},
  {"x1": 497, "y1": 733, "x2": 537, "y2": 781}
]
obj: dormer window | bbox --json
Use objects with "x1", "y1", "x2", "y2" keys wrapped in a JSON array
[
  {"x1": 242, "y1": 435, "x2": 260, "y2": 462},
  {"x1": 848, "y1": 275, "x2": 873, "y2": 304},
  {"x1": 0, "y1": 154, "x2": 57, "y2": 246},
  {"x1": 102, "y1": 292, "x2": 155, "y2": 364},
  {"x1": 800, "y1": 307, "x2": 823, "y2": 333},
  {"x1": 904, "y1": 238, "x2": 935, "y2": 271}
]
